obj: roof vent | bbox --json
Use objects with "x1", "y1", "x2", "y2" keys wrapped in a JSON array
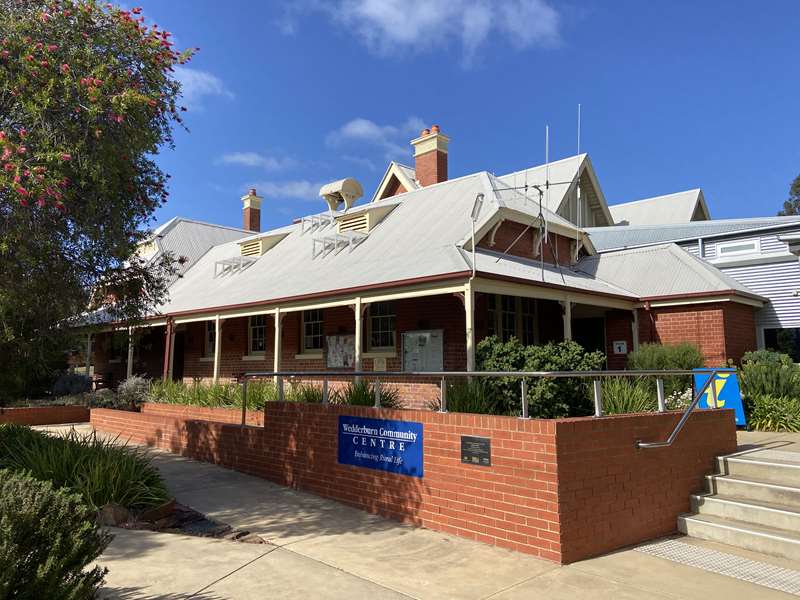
[{"x1": 319, "y1": 178, "x2": 363, "y2": 211}]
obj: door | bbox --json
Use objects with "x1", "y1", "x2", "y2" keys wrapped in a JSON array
[{"x1": 172, "y1": 331, "x2": 185, "y2": 381}]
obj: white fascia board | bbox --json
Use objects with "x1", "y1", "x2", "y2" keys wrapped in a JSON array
[
  {"x1": 473, "y1": 278, "x2": 635, "y2": 310},
  {"x1": 641, "y1": 295, "x2": 764, "y2": 309},
  {"x1": 580, "y1": 156, "x2": 615, "y2": 226}
]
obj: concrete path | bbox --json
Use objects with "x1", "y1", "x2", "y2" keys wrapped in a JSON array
[{"x1": 40, "y1": 424, "x2": 799, "y2": 599}]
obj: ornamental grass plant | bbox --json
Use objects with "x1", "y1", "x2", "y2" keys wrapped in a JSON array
[{"x1": 0, "y1": 424, "x2": 169, "y2": 511}]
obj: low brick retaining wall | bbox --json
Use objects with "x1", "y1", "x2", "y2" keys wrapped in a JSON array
[
  {"x1": 1, "y1": 405, "x2": 90, "y2": 426},
  {"x1": 140, "y1": 402, "x2": 263, "y2": 426},
  {"x1": 90, "y1": 404, "x2": 736, "y2": 563}
]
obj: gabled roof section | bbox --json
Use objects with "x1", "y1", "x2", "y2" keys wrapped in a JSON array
[
  {"x1": 586, "y1": 215, "x2": 800, "y2": 252},
  {"x1": 139, "y1": 217, "x2": 251, "y2": 284},
  {"x1": 370, "y1": 161, "x2": 419, "y2": 203},
  {"x1": 497, "y1": 154, "x2": 614, "y2": 227},
  {"x1": 575, "y1": 243, "x2": 766, "y2": 303},
  {"x1": 608, "y1": 188, "x2": 710, "y2": 226}
]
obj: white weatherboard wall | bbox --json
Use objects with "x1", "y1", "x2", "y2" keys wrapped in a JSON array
[{"x1": 722, "y1": 260, "x2": 800, "y2": 330}]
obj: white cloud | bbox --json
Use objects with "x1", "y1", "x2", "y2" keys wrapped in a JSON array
[
  {"x1": 248, "y1": 180, "x2": 327, "y2": 202},
  {"x1": 284, "y1": 0, "x2": 561, "y2": 65},
  {"x1": 326, "y1": 116, "x2": 425, "y2": 161},
  {"x1": 219, "y1": 152, "x2": 297, "y2": 171},
  {"x1": 343, "y1": 155, "x2": 377, "y2": 171},
  {"x1": 174, "y1": 66, "x2": 234, "y2": 109}
]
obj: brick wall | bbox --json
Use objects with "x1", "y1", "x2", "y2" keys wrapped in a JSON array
[
  {"x1": 140, "y1": 402, "x2": 262, "y2": 426},
  {"x1": 555, "y1": 410, "x2": 737, "y2": 563},
  {"x1": 0, "y1": 405, "x2": 89, "y2": 426},
  {"x1": 479, "y1": 222, "x2": 574, "y2": 267},
  {"x1": 90, "y1": 403, "x2": 735, "y2": 563},
  {"x1": 415, "y1": 149, "x2": 447, "y2": 187},
  {"x1": 604, "y1": 310, "x2": 634, "y2": 369},
  {"x1": 638, "y1": 302, "x2": 757, "y2": 366}
]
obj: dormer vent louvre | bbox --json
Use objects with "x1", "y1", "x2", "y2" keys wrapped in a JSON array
[
  {"x1": 240, "y1": 239, "x2": 263, "y2": 257},
  {"x1": 338, "y1": 213, "x2": 369, "y2": 233}
]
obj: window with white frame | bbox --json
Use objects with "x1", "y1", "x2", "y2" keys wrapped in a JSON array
[
  {"x1": 248, "y1": 315, "x2": 266, "y2": 355},
  {"x1": 716, "y1": 238, "x2": 760, "y2": 257},
  {"x1": 302, "y1": 309, "x2": 323, "y2": 353},
  {"x1": 487, "y1": 295, "x2": 497, "y2": 337},
  {"x1": 368, "y1": 302, "x2": 396, "y2": 350},
  {"x1": 204, "y1": 321, "x2": 216, "y2": 357},
  {"x1": 521, "y1": 297, "x2": 537, "y2": 346},
  {"x1": 500, "y1": 295, "x2": 516, "y2": 342}
]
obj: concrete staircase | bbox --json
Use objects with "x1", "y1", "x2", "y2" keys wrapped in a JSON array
[{"x1": 678, "y1": 450, "x2": 800, "y2": 560}]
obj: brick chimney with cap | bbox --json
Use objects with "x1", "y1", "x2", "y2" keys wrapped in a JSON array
[
  {"x1": 241, "y1": 188, "x2": 262, "y2": 232},
  {"x1": 410, "y1": 124, "x2": 449, "y2": 186}
]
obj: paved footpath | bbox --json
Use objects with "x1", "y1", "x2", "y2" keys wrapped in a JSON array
[{"x1": 42, "y1": 424, "x2": 799, "y2": 599}]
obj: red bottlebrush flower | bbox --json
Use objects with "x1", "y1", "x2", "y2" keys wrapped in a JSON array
[
  {"x1": 13, "y1": 175, "x2": 20, "y2": 184},
  {"x1": 40, "y1": 60, "x2": 49, "y2": 67},
  {"x1": 17, "y1": 146, "x2": 27, "y2": 155},
  {"x1": 132, "y1": 6, "x2": 142, "y2": 14},
  {"x1": 59, "y1": 177, "x2": 69, "y2": 187},
  {"x1": 25, "y1": 55, "x2": 34, "y2": 62},
  {"x1": 35, "y1": 42, "x2": 43, "y2": 50},
  {"x1": 59, "y1": 153, "x2": 71, "y2": 161},
  {"x1": 19, "y1": 198, "x2": 29, "y2": 207},
  {"x1": 113, "y1": 114, "x2": 124, "y2": 123},
  {"x1": 40, "y1": 12, "x2": 50, "y2": 22},
  {"x1": 2, "y1": 148, "x2": 11, "y2": 160},
  {"x1": 3, "y1": 163, "x2": 14, "y2": 172},
  {"x1": 60, "y1": 63, "x2": 69, "y2": 74},
  {"x1": 0, "y1": 50, "x2": 9, "y2": 59},
  {"x1": 16, "y1": 187, "x2": 29, "y2": 197},
  {"x1": 47, "y1": 44, "x2": 58, "y2": 52},
  {"x1": 147, "y1": 99, "x2": 157, "y2": 107},
  {"x1": 0, "y1": 131, "x2": 5, "y2": 140},
  {"x1": 19, "y1": 128, "x2": 27, "y2": 138},
  {"x1": 36, "y1": 196, "x2": 46, "y2": 207}
]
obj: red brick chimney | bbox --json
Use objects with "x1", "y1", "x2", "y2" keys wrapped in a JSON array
[
  {"x1": 410, "y1": 124, "x2": 449, "y2": 186},
  {"x1": 241, "y1": 188, "x2": 262, "y2": 232}
]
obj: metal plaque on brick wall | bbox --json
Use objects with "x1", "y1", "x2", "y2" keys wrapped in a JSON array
[
  {"x1": 338, "y1": 416, "x2": 423, "y2": 477},
  {"x1": 461, "y1": 435, "x2": 491, "y2": 466}
]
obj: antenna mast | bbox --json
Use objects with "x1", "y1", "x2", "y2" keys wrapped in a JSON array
[{"x1": 575, "y1": 103, "x2": 582, "y2": 261}]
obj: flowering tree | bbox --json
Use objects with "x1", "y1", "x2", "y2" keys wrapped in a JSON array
[{"x1": 0, "y1": 0, "x2": 194, "y2": 398}]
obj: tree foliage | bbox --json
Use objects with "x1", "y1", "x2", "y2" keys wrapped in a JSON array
[
  {"x1": 0, "y1": 1, "x2": 193, "y2": 399},
  {"x1": 778, "y1": 173, "x2": 800, "y2": 216}
]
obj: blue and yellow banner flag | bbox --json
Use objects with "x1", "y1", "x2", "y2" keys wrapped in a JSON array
[{"x1": 693, "y1": 369, "x2": 746, "y2": 427}]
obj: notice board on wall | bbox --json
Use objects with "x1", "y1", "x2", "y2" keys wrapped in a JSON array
[
  {"x1": 402, "y1": 329, "x2": 443, "y2": 372},
  {"x1": 326, "y1": 335, "x2": 354, "y2": 368}
]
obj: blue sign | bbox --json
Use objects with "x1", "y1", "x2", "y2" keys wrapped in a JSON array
[
  {"x1": 693, "y1": 369, "x2": 746, "y2": 427},
  {"x1": 337, "y1": 416, "x2": 423, "y2": 477}
]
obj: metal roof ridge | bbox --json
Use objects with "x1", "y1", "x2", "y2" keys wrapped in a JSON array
[{"x1": 610, "y1": 188, "x2": 701, "y2": 208}]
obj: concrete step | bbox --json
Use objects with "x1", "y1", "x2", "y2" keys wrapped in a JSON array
[
  {"x1": 705, "y1": 474, "x2": 800, "y2": 509},
  {"x1": 717, "y1": 454, "x2": 800, "y2": 487},
  {"x1": 678, "y1": 513, "x2": 800, "y2": 561},
  {"x1": 691, "y1": 493, "x2": 800, "y2": 531}
]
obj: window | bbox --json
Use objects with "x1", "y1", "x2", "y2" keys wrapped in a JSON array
[
  {"x1": 302, "y1": 309, "x2": 323, "y2": 352},
  {"x1": 486, "y1": 294, "x2": 539, "y2": 344},
  {"x1": 368, "y1": 302, "x2": 396, "y2": 350},
  {"x1": 764, "y1": 328, "x2": 800, "y2": 362},
  {"x1": 521, "y1": 298, "x2": 537, "y2": 346},
  {"x1": 248, "y1": 315, "x2": 266, "y2": 355},
  {"x1": 501, "y1": 295, "x2": 517, "y2": 342},
  {"x1": 204, "y1": 321, "x2": 216, "y2": 358},
  {"x1": 717, "y1": 239, "x2": 760, "y2": 257},
  {"x1": 487, "y1": 295, "x2": 497, "y2": 337}
]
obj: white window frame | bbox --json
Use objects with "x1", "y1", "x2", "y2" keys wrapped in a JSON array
[
  {"x1": 301, "y1": 309, "x2": 324, "y2": 354},
  {"x1": 486, "y1": 294, "x2": 538, "y2": 344},
  {"x1": 716, "y1": 238, "x2": 761, "y2": 258},
  {"x1": 247, "y1": 315, "x2": 266, "y2": 356},
  {"x1": 204, "y1": 321, "x2": 216, "y2": 358},
  {"x1": 367, "y1": 302, "x2": 396, "y2": 352}
]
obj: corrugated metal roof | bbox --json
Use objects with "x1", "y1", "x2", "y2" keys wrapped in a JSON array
[
  {"x1": 497, "y1": 154, "x2": 586, "y2": 214},
  {"x1": 472, "y1": 249, "x2": 637, "y2": 299},
  {"x1": 148, "y1": 218, "x2": 251, "y2": 285},
  {"x1": 586, "y1": 216, "x2": 800, "y2": 251},
  {"x1": 607, "y1": 189, "x2": 708, "y2": 226},
  {"x1": 575, "y1": 244, "x2": 766, "y2": 301}
]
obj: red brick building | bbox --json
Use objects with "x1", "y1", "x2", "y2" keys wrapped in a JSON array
[{"x1": 86, "y1": 126, "x2": 764, "y2": 404}]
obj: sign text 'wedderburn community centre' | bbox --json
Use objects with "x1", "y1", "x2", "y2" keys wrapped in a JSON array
[{"x1": 337, "y1": 415, "x2": 423, "y2": 477}]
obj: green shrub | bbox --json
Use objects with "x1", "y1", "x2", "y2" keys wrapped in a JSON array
[
  {"x1": 0, "y1": 469, "x2": 112, "y2": 599},
  {"x1": 0, "y1": 425, "x2": 169, "y2": 511},
  {"x1": 740, "y1": 350, "x2": 800, "y2": 400},
  {"x1": 332, "y1": 381, "x2": 404, "y2": 409},
  {"x1": 285, "y1": 382, "x2": 323, "y2": 403},
  {"x1": 748, "y1": 395, "x2": 800, "y2": 432},
  {"x1": 601, "y1": 377, "x2": 657, "y2": 415},
  {"x1": 627, "y1": 342, "x2": 704, "y2": 398},
  {"x1": 429, "y1": 379, "x2": 501, "y2": 414},
  {"x1": 477, "y1": 337, "x2": 605, "y2": 418}
]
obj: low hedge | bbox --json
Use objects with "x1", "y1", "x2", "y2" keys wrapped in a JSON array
[{"x1": 0, "y1": 469, "x2": 111, "y2": 599}]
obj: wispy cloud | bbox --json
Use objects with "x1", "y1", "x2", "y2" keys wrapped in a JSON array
[
  {"x1": 247, "y1": 180, "x2": 327, "y2": 202},
  {"x1": 218, "y1": 152, "x2": 298, "y2": 171},
  {"x1": 342, "y1": 155, "x2": 378, "y2": 171},
  {"x1": 282, "y1": 0, "x2": 561, "y2": 66},
  {"x1": 326, "y1": 116, "x2": 425, "y2": 161},
  {"x1": 174, "y1": 66, "x2": 234, "y2": 110}
]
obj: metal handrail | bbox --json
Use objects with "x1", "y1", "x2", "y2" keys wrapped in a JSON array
[{"x1": 238, "y1": 367, "x2": 736, "y2": 449}]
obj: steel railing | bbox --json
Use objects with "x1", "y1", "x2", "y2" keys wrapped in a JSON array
[{"x1": 238, "y1": 368, "x2": 734, "y2": 449}]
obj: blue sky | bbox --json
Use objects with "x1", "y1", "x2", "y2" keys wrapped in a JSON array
[{"x1": 138, "y1": 0, "x2": 800, "y2": 231}]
